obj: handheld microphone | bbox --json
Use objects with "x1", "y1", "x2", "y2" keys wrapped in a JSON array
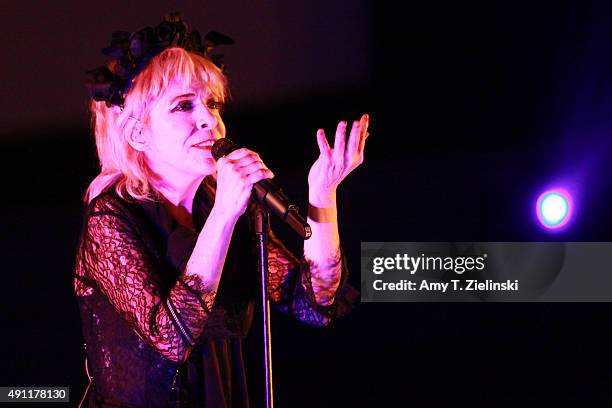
[{"x1": 211, "y1": 138, "x2": 312, "y2": 239}]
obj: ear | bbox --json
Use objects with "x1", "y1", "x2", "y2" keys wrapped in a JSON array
[{"x1": 127, "y1": 127, "x2": 148, "y2": 152}]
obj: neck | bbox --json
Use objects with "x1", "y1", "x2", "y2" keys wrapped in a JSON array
[{"x1": 151, "y1": 173, "x2": 206, "y2": 230}]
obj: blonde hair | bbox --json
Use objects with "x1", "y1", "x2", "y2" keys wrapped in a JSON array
[{"x1": 85, "y1": 47, "x2": 227, "y2": 203}]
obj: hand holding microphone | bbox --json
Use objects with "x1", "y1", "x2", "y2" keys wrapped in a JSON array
[
  {"x1": 212, "y1": 146, "x2": 274, "y2": 220},
  {"x1": 212, "y1": 138, "x2": 311, "y2": 239}
]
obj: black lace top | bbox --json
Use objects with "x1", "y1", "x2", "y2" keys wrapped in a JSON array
[{"x1": 73, "y1": 180, "x2": 358, "y2": 407}]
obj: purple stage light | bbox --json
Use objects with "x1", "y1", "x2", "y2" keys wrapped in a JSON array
[{"x1": 536, "y1": 188, "x2": 573, "y2": 230}]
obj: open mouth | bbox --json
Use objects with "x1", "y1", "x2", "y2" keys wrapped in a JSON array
[{"x1": 191, "y1": 139, "x2": 216, "y2": 149}]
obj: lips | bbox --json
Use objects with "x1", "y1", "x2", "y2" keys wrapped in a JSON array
[{"x1": 191, "y1": 138, "x2": 216, "y2": 148}]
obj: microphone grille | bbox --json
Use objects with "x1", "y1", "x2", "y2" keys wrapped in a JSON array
[{"x1": 211, "y1": 138, "x2": 238, "y2": 160}]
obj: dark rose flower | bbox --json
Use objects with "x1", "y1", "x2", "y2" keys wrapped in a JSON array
[
  {"x1": 85, "y1": 67, "x2": 123, "y2": 105},
  {"x1": 184, "y1": 29, "x2": 203, "y2": 53},
  {"x1": 86, "y1": 13, "x2": 233, "y2": 107},
  {"x1": 102, "y1": 31, "x2": 131, "y2": 58},
  {"x1": 155, "y1": 21, "x2": 179, "y2": 47},
  {"x1": 129, "y1": 27, "x2": 155, "y2": 60},
  {"x1": 113, "y1": 57, "x2": 133, "y2": 79}
]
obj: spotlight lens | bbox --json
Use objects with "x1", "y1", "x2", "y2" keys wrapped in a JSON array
[
  {"x1": 541, "y1": 194, "x2": 567, "y2": 224},
  {"x1": 536, "y1": 189, "x2": 572, "y2": 229}
]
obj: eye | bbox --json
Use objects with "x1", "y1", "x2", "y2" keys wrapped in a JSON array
[
  {"x1": 172, "y1": 100, "x2": 194, "y2": 112},
  {"x1": 206, "y1": 100, "x2": 224, "y2": 111}
]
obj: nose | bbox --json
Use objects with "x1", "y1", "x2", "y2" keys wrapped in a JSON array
[{"x1": 195, "y1": 103, "x2": 218, "y2": 131}]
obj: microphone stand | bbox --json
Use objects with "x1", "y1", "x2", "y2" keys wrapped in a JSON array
[
  {"x1": 212, "y1": 139, "x2": 312, "y2": 407},
  {"x1": 255, "y1": 209, "x2": 274, "y2": 408},
  {"x1": 251, "y1": 190, "x2": 311, "y2": 408}
]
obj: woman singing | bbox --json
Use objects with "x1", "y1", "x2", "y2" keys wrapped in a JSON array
[{"x1": 74, "y1": 13, "x2": 368, "y2": 407}]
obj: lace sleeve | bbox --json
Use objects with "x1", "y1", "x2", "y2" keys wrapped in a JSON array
[
  {"x1": 79, "y1": 194, "x2": 216, "y2": 363},
  {"x1": 266, "y1": 229, "x2": 359, "y2": 327}
]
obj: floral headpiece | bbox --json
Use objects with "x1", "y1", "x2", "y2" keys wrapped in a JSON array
[{"x1": 86, "y1": 12, "x2": 234, "y2": 108}]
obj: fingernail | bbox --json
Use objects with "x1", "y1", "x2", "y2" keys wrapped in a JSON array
[{"x1": 364, "y1": 113, "x2": 369, "y2": 122}]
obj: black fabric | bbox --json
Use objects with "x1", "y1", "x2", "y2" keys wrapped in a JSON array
[{"x1": 74, "y1": 179, "x2": 358, "y2": 407}]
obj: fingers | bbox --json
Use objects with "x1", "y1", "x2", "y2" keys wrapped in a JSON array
[
  {"x1": 325, "y1": 114, "x2": 369, "y2": 168},
  {"x1": 220, "y1": 148, "x2": 265, "y2": 169},
  {"x1": 332, "y1": 121, "x2": 347, "y2": 165},
  {"x1": 358, "y1": 114, "x2": 369, "y2": 153},
  {"x1": 214, "y1": 147, "x2": 273, "y2": 218},
  {"x1": 316, "y1": 129, "x2": 331, "y2": 157},
  {"x1": 218, "y1": 148, "x2": 273, "y2": 184},
  {"x1": 238, "y1": 157, "x2": 271, "y2": 178},
  {"x1": 345, "y1": 119, "x2": 362, "y2": 163},
  {"x1": 246, "y1": 168, "x2": 274, "y2": 184},
  {"x1": 225, "y1": 147, "x2": 258, "y2": 161}
]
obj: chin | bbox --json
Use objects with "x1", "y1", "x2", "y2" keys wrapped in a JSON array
[{"x1": 192, "y1": 162, "x2": 216, "y2": 177}]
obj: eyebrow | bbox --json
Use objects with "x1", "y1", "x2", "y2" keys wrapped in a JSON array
[{"x1": 169, "y1": 93, "x2": 196, "y2": 105}]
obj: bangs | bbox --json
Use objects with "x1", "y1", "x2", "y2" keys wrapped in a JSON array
[
  {"x1": 87, "y1": 47, "x2": 229, "y2": 203},
  {"x1": 126, "y1": 47, "x2": 227, "y2": 114}
]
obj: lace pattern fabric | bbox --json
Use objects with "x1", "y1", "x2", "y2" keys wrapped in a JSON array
[
  {"x1": 75, "y1": 193, "x2": 216, "y2": 363},
  {"x1": 74, "y1": 184, "x2": 358, "y2": 406},
  {"x1": 266, "y1": 230, "x2": 357, "y2": 327}
]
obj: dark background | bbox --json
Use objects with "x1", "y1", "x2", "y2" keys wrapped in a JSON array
[{"x1": 2, "y1": 1, "x2": 612, "y2": 406}]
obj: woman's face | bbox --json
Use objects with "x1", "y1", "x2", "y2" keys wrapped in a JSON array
[{"x1": 143, "y1": 79, "x2": 226, "y2": 181}]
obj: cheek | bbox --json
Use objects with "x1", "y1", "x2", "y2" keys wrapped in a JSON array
[
  {"x1": 216, "y1": 119, "x2": 226, "y2": 138},
  {"x1": 149, "y1": 122, "x2": 188, "y2": 151}
]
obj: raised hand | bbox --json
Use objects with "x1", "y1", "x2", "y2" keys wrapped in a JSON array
[{"x1": 308, "y1": 114, "x2": 370, "y2": 207}]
